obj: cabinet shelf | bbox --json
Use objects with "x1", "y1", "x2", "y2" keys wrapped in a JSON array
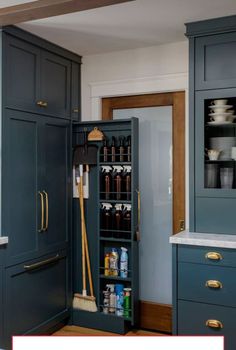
[
  {"x1": 98, "y1": 308, "x2": 132, "y2": 321},
  {"x1": 100, "y1": 162, "x2": 132, "y2": 165},
  {"x1": 99, "y1": 274, "x2": 132, "y2": 282},
  {"x1": 205, "y1": 160, "x2": 235, "y2": 163},
  {"x1": 100, "y1": 237, "x2": 132, "y2": 243},
  {"x1": 99, "y1": 199, "x2": 132, "y2": 204}
]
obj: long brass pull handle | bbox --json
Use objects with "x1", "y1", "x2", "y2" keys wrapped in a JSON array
[
  {"x1": 38, "y1": 191, "x2": 44, "y2": 232},
  {"x1": 135, "y1": 189, "x2": 141, "y2": 241},
  {"x1": 37, "y1": 101, "x2": 48, "y2": 107},
  {"x1": 205, "y1": 252, "x2": 223, "y2": 261},
  {"x1": 73, "y1": 108, "x2": 79, "y2": 113},
  {"x1": 205, "y1": 280, "x2": 223, "y2": 289},
  {"x1": 24, "y1": 254, "x2": 60, "y2": 271},
  {"x1": 43, "y1": 190, "x2": 48, "y2": 231},
  {"x1": 206, "y1": 319, "x2": 223, "y2": 329}
]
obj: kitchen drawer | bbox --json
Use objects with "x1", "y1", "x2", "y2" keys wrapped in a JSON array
[
  {"x1": 178, "y1": 300, "x2": 236, "y2": 349},
  {"x1": 178, "y1": 245, "x2": 236, "y2": 267},
  {"x1": 4, "y1": 251, "x2": 68, "y2": 338},
  {"x1": 178, "y1": 262, "x2": 236, "y2": 307}
]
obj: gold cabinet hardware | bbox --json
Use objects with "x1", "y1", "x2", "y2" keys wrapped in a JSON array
[
  {"x1": 73, "y1": 108, "x2": 79, "y2": 113},
  {"x1": 136, "y1": 189, "x2": 141, "y2": 241},
  {"x1": 179, "y1": 219, "x2": 185, "y2": 232},
  {"x1": 205, "y1": 280, "x2": 222, "y2": 289},
  {"x1": 205, "y1": 252, "x2": 223, "y2": 261},
  {"x1": 36, "y1": 100, "x2": 48, "y2": 107},
  {"x1": 24, "y1": 254, "x2": 60, "y2": 271},
  {"x1": 42, "y1": 190, "x2": 49, "y2": 231},
  {"x1": 206, "y1": 319, "x2": 223, "y2": 329},
  {"x1": 38, "y1": 191, "x2": 44, "y2": 232}
]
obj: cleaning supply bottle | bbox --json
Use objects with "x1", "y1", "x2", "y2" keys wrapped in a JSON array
[
  {"x1": 126, "y1": 135, "x2": 131, "y2": 162},
  {"x1": 113, "y1": 204, "x2": 123, "y2": 238},
  {"x1": 108, "y1": 284, "x2": 116, "y2": 313},
  {"x1": 101, "y1": 137, "x2": 109, "y2": 162},
  {"x1": 123, "y1": 204, "x2": 131, "y2": 234},
  {"x1": 113, "y1": 166, "x2": 123, "y2": 200},
  {"x1": 110, "y1": 248, "x2": 119, "y2": 276},
  {"x1": 115, "y1": 284, "x2": 124, "y2": 316},
  {"x1": 120, "y1": 247, "x2": 128, "y2": 278},
  {"x1": 101, "y1": 166, "x2": 112, "y2": 199},
  {"x1": 104, "y1": 253, "x2": 110, "y2": 276},
  {"x1": 119, "y1": 136, "x2": 125, "y2": 162},
  {"x1": 123, "y1": 166, "x2": 132, "y2": 200},
  {"x1": 111, "y1": 136, "x2": 117, "y2": 162},
  {"x1": 101, "y1": 203, "x2": 113, "y2": 233}
]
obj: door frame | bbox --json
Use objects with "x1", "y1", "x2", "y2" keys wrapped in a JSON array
[{"x1": 101, "y1": 91, "x2": 185, "y2": 333}]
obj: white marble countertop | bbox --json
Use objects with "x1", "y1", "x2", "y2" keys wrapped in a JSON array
[
  {"x1": 0, "y1": 237, "x2": 8, "y2": 245},
  {"x1": 169, "y1": 230, "x2": 236, "y2": 249}
]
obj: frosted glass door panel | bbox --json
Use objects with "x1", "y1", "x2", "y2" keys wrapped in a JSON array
[{"x1": 114, "y1": 107, "x2": 172, "y2": 304}]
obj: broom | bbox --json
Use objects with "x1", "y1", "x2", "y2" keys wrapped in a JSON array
[{"x1": 73, "y1": 166, "x2": 98, "y2": 312}]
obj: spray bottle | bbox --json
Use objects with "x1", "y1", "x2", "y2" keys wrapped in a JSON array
[
  {"x1": 107, "y1": 284, "x2": 116, "y2": 313},
  {"x1": 101, "y1": 203, "x2": 113, "y2": 233},
  {"x1": 113, "y1": 166, "x2": 123, "y2": 200},
  {"x1": 120, "y1": 247, "x2": 128, "y2": 278},
  {"x1": 114, "y1": 204, "x2": 123, "y2": 238},
  {"x1": 111, "y1": 136, "x2": 117, "y2": 162},
  {"x1": 119, "y1": 136, "x2": 125, "y2": 162},
  {"x1": 101, "y1": 137, "x2": 109, "y2": 162},
  {"x1": 110, "y1": 248, "x2": 119, "y2": 276},
  {"x1": 123, "y1": 204, "x2": 131, "y2": 233},
  {"x1": 126, "y1": 135, "x2": 131, "y2": 162},
  {"x1": 101, "y1": 166, "x2": 112, "y2": 200},
  {"x1": 123, "y1": 166, "x2": 132, "y2": 200}
]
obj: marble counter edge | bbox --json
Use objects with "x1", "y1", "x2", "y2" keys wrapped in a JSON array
[
  {"x1": 169, "y1": 231, "x2": 236, "y2": 249},
  {"x1": 0, "y1": 236, "x2": 8, "y2": 245}
]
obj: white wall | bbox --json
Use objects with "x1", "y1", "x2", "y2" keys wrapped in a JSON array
[{"x1": 81, "y1": 41, "x2": 188, "y2": 119}]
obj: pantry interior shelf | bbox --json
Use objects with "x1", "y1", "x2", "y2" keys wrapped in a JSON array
[
  {"x1": 205, "y1": 124, "x2": 236, "y2": 128},
  {"x1": 99, "y1": 200, "x2": 131, "y2": 204},
  {"x1": 99, "y1": 274, "x2": 132, "y2": 282},
  {"x1": 98, "y1": 307, "x2": 132, "y2": 321},
  {"x1": 100, "y1": 237, "x2": 132, "y2": 243},
  {"x1": 205, "y1": 160, "x2": 236, "y2": 163},
  {"x1": 100, "y1": 229, "x2": 131, "y2": 234},
  {"x1": 99, "y1": 162, "x2": 132, "y2": 165}
]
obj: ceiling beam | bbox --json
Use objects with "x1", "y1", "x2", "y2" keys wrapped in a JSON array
[{"x1": 0, "y1": 0, "x2": 135, "y2": 26}]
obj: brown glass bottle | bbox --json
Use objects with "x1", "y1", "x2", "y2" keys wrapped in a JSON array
[
  {"x1": 126, "y1": 135, "x2": 131, "y2": 162},
  {"x1": 113, "y1": 166, "x2": 123, "y2": 200},
  {"x1": 101, "y1": 166, "x2": 112, "y2": 200},
  {"x1": 111, "y1": 136, "x2": 117, "y2": 162},
  {"x1": 123, "y1": 166, "x2": 131, "y2": 200}
]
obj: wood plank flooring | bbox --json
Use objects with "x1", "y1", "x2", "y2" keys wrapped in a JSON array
[{"x1": 53, "y1": 325, "x2": 165, "y2": 336}]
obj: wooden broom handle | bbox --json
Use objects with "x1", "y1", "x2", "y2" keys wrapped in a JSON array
[
  {"x1": 78, "y1": 177, "x2": 86, "y2": 292},
  {"x1": 79, "y1": 172, "x2": 95, "y2": 297}
]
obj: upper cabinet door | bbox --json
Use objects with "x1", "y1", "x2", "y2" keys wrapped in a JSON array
[
  {"x1": 195, "y1": 33, "x2": 236, "y2": 90},
  {"x1": 40, "y1": 51, "x2": 71, "y2": 119},
  {"x1": 71, "y1": 62, "x2": 81, "y2": 121},
  {"x1": 4, "y1": 35, "x2": 40, "y2": 112}
]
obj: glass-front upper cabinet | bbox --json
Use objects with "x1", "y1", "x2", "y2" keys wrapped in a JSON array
[{"x1": 195, "y1": 88, "x2": 236, "y2": 197}]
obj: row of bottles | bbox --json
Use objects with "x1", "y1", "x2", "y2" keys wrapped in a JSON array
[
  {"x1": 102, "y1": 284, "x2": 131, "y2": 317},
  {"x1": 104, "y1": 247, "x2": 128, "y2": 278},
  {"x1": 101, "y1": 165, "x2": 131, "y2": 200},
  {"x1": 101, "y1": 203, "x2": 131, "y2": 235},
  {"x1": 101, "y1": 135, "x2": 131, "y2": 163}
]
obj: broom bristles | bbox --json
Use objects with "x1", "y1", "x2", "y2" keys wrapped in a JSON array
[{"x1": 73, "y1": 293, "x2": 98, "y2": 313}]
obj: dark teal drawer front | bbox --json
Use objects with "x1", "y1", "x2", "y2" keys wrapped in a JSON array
[
  {"x1": 178, "y1": 263, "x2": 236, "y2": 307},
  {"x1": 178, "y1": 245, "x2": 236, "y2": 267},
  {"x1": 178, "y1": 301, "x2": 235, "y2": 349}
]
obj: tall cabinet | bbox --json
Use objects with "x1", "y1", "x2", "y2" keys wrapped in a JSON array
[
  {"x1": 171, "y1": 15, "x2": 236, "y2": 350},
  {"x1": 0, "y1": 26, "x2": 81, "y2": 349}
]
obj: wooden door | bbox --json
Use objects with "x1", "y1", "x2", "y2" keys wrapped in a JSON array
[
  {"x1": 102, "y1": 92, "x2": 185, "y2": 333},
  {"x1": 40, "y1": 117, "x2": 70, "y2": 252},
  {"x1": 40, "y1": 51, "x2": 71, "y2": 119}
]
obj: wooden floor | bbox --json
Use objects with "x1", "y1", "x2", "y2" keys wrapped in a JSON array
[{"x1": 53, "y1": 325, "x2": 165, "y2": 336}]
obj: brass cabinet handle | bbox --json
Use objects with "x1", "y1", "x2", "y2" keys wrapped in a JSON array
[
  {"x1": 206, "y1": 319, "x2": 223, "y2": 329},
  {"x1": 73, "y1": 108, "x2": 79, "y2": 113},
  {"x1": 135, "y1": 189, "x2": 141, "y2": 241},
  {"x1": 37, "y1": 100, "x2": 48, "y2": 107},
  {"x1": 38, "y1": 191, "x2": 44, "y2": 232},
  {"x1": 205, "y1": 252, "x2": 223, "y2": 261},
  {"x1": 205, "y1": 280, "x2": 223, "y2": 289},
  {"x1": 24, "y1": 254, "x2": 60, "y2": 271},
  {"x1": 43, "y1": 190, "x2": 49, "y2": 231}
]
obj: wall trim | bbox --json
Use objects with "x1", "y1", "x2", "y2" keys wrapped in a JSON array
[{"x1": 89, "y1": 72, "x2": 188, "y2": 120}]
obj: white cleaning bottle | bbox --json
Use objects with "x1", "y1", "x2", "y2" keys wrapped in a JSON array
[{"x1": 120, "y1": 247, "x2": 128, "y2": 278}]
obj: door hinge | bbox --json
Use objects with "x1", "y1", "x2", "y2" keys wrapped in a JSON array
[{"x1": 179, "y1": 220, "x2": 185, "y2": 232}]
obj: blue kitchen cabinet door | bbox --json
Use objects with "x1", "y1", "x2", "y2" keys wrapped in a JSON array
[
  {"x1": 2, "y1": 110, "x2": 44, "y2": 266},
  {"x1": 40, "y1": 117, "x2": 71, "y2": 252},
  {"x1": 40, "y1": 51, "x2": 71, "y2": 119},
  {"x1": 71, "y1": 62, "x2": 81, "y2": 121},
  {"x1": 195, "y1": 32, "x2": 236, "y2": 90},
  {"x1": 3, "y1": 34, "x2": 41, "y2": 113},
  {"x1": 3, "y1": 251, "x2": 69, "y2": 349}
]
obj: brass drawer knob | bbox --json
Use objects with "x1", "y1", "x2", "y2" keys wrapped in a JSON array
[
  {"x1": 206, "y1": 319, "x2": 223, "y2": 329},
  {"x1": 37, "y1": 100, "x2": 48, "y2": 108},
  {"x1": 205, "y1": 280, "x2": 222, "y2": 289},
  {"x1": 205, "y1": 252, "x2": 223, "y2": 261}
]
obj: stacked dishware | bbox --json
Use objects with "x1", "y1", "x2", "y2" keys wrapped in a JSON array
[
  {"x1": 208, "y1": 99, "x2": 235, "y2": 124},
  {"x1": 209, "y1": 136, "x2": 236, "y2": 160}
]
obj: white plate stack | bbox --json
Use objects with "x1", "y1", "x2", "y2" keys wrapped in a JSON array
[{"x1": 208, "y1": 99, "x2": 235, "y2": 124}]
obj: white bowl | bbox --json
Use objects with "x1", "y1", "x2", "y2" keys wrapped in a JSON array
[
  {"x1": 209, "y1": 105, "x2": 233, "y2": 113},
  {"x1": 211, "y1": 99, "x2": 228, "y2": 106}
]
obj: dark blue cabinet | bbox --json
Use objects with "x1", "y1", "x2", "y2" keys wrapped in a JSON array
[
  {"x1": 71, "y1": 62, "x2": 81, "y2": 121},
  {"x1": 2, "y1": 110, "x2": 70, "y2": 266}
]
